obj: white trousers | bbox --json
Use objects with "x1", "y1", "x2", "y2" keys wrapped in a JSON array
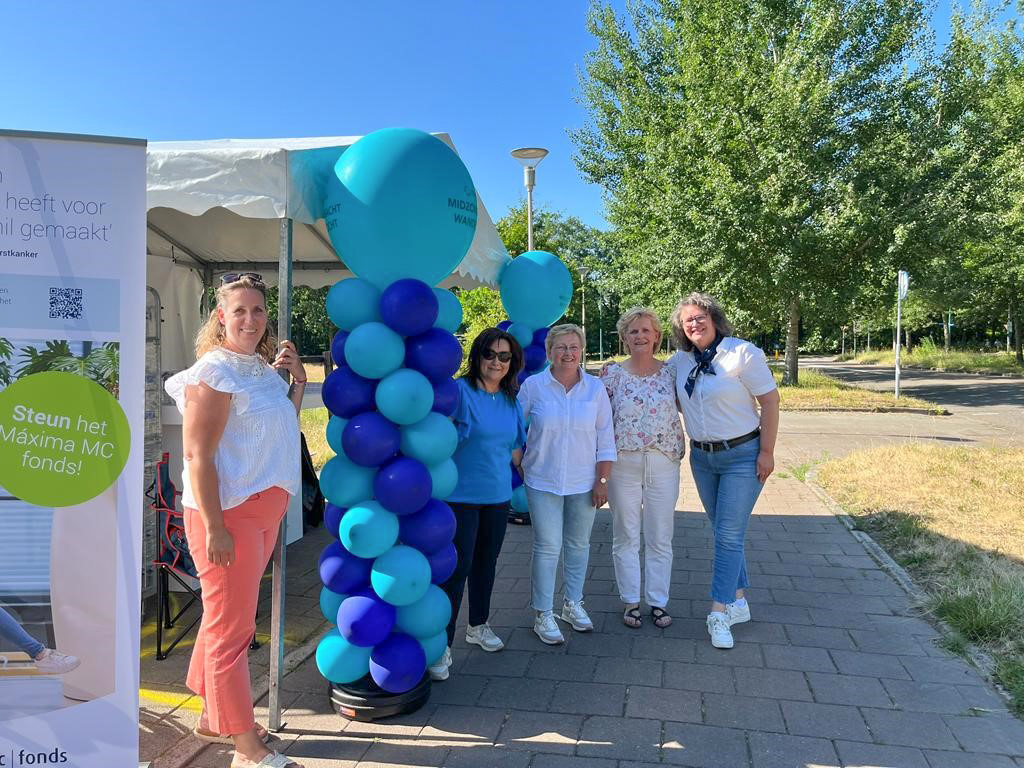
[{"x1": 608, "y1": 450, "x2": 680, "y2": 608}]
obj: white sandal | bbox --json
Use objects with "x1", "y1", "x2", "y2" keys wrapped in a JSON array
[{"x1": 230, "y1": 752, "x2": 303, "y2": 768}]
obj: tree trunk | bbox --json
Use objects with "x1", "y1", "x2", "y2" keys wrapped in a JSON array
[
  {"x1": 943, "y1": 314, "x2": 951, "y2": 353},
  {"x1": 783, "y1": 295, "x2": 800, "y2": 386},
  {"x1": 1011, "y1": 292, "x2": 1023, "y2": 366},
  {"x1": 905, "y1": 328, "x2": 912, "y2": 354}
]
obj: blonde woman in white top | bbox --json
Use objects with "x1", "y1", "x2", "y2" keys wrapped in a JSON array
[{"x1": 165, "y1": 273, "x2": 305, "y2": 768}]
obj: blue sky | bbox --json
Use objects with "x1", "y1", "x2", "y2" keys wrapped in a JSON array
[{"x1": 3, "y1": 1, "x2": 1017, "y2": 232}]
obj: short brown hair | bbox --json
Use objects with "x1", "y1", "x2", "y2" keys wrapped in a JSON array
[{"x1": 670, "y1": 293, "x2": 733, "y2": 352}]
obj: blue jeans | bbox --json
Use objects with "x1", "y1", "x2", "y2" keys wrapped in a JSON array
[
  {"x1": 689, "y1": 438, "x2": 764, "y2": 605},
  {"x1": 0, "y1": 605, "x2": 44, "y2": 657},
  {"x1": 526, "y1": 487, "x2": 596, "y2": 613}
]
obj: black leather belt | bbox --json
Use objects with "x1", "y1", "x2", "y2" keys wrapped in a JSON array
[{"x1": 691, "y1": 428, "x2": 761, "y2": 453}]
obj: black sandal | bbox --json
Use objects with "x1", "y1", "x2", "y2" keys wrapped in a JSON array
[
  {"x1": 623, "y1": 606, "x2": 642, "y2": 628},
  {"x1": 651, "y1": 606, "x2": 672, "y2": 628}
]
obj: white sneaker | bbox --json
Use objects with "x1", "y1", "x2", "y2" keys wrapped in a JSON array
[
  {"x1": 559, "y1": 600, "x2": 594, "y2": 632},
  {"x1": 726, "y1": 599, "x2": 751, "y2": 626},
  {"x1": 428, "y1": 647, "x2": 452, "y2": 681},
  {"x1": 33, "y1": 649, "x2": 81, "y2": 675},
  {"x1": 707, "y1": 612, "x2": 734, "y2": 649},
  {"x1": 533, "y1": 612, "x2": 565, "y2": 645},
  {"x1": 465, "y1": 623, "x2": 505, "y2": 652}
]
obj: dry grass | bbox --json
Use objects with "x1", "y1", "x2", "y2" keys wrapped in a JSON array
[
  {"x1": 300, "y1": 406, "x2": 334, "y2": 471},
  {"x1": 775, "y1": 369, "x2": 944, "y2": 413},
  {"x1": 851, "y1": 343, "x2": 1023, "y2": 377}
]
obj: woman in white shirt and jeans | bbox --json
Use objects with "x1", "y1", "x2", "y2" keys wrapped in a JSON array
[
  {"x1": 670, "y1": 293, "x2": 780, "y2": 651},
  {"x1": 165, "y1": 274, "x2": 306, "y2": 768},
  {"x1": 518, "y1": 324, "x2": 616, "y2": 645}
]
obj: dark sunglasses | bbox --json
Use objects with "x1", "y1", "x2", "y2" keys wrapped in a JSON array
[
  {"x1": 220, "y1": 272, "x2": 265, "y2": 285},
  {"x1": 482, "y1": 349, "x2": 513, "y2": 363}
]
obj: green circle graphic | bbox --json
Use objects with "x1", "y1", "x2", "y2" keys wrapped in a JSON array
[{"x1": 0, "y1": 371, "x2": 131, "y2": 507}]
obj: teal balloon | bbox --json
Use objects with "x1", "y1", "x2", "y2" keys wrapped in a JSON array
[
  {"x1": 322, "y1": 128, "x2": 478, "y2": 289},
  {"x1": 344, "y1": 321, "x2": 405, "y2": 380},
  {"x1": 326, "y1": 416, "x2": 347, "y2": 455},
  {"x1": 400, "y1": 412, "x2": 458, "y2": 466},
  {"x1": 499, "y1": 251, "x2": 574, "y2": 328},
  {"x1": 319, "y1": 586, "x2": 347, "y2": 623},
  {"x1": 339, "y1": 501, "x2": 400, "y2": 559},
  {"x1": 433, "y1": 288, "x2": 463, "y2": 333},
  {"x1": 511, "y1": 484, "x2": 529, "y2": 515},
  {"x1": 320, "y1": 454, "x2": 376, "y2": 508},
  {"x1": 371, "y1": 545, "x2": 432, "y2": 606},
  {"x1": 507, "y1": 322, "x2": 534, "y2": 348},
  {"x1": 428, "y1": 458, "x2": 458, "y2": 499},
  {"x1": 375, "y1": 369, "x2": 434, "y2": 425},
  {"x1": 418, "y1": 630, "x2": 448, "y2": 666},
  {"x1": 394, "y1": 584, "x2": 451, "y2": 638},
  {"x1": 326, "y1": 278, "x2": 381, "y2": 331},
  {"x1": 315, "y1": 628, "x2": 372, "y2": 684}
]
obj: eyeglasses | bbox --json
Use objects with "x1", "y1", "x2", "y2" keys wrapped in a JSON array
[
  {"x1": 682, "y1": 315, "x2": 709, "y2": 327},
  {"x1": 482, "y1": 349, "x2": 512, "y2": 363},
  {"x1": 220, "y1": 272, "x2": 265, "y2": 286},
  {"x1": 554, "y1": 344, "x2": 581, "y2": 354}
]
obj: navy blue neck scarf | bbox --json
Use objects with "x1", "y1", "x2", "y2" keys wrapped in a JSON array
[{"x1": 684, "y1": 334, "x2": 723, "y2": 397}]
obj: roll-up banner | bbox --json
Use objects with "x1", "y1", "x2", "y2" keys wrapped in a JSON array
[{"x1": 0, "y1": 130, "x2": 146, "y2": 768}]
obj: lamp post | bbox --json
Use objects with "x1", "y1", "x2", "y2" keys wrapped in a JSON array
[{"x1": 510, "y1": 147, "x2": 548, "y2": 251}]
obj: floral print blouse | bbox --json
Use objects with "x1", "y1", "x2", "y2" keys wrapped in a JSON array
[{"x1": 600, "y1": 362, "x2": 685, "y2": 461}]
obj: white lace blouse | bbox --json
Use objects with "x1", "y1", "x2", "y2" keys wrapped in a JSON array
[{"x1": 164, "y1": 348, "x2": 301, "y2": 512}]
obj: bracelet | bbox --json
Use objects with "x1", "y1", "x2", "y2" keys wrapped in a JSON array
[{"x1": 293, "y1": 377, "x2": 307, "y2": 384}]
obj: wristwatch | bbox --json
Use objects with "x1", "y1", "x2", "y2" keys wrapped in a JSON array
[{"x1": 598, "y1": 477, "x2": 608, "y2": 485}]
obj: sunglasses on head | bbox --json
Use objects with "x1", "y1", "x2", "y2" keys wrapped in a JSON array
[
  {"x1": 220, "y1": 272, "x2": 265, "y2": 286},
  {"x1": 482, "y1": 349, "x2": 513, "y2": 363}
]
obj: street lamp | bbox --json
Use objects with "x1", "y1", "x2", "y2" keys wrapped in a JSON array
[{"x1": 510, "y1": 147, "x2": 548, "y2": 251}]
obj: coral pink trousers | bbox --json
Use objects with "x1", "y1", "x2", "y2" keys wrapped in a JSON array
[{"x1": 184, "y1": 486, "x2": 288, "y2": 735}]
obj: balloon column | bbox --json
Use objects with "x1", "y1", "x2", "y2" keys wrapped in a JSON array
[{"x1": 315, "y1": 128, "x2": 473, "y2": 697}]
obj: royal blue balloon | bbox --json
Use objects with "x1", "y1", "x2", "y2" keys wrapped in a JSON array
[
  {"x1": 430, "y1": 377, "x2": 459, "y2": 417},
  {"x1": 399, "y1": 412, "x2": 458, "y2": 466},
  {"x1": 343, "y1": 321, "x2": 406, "y2": 380},
  {"x1": 427, "y1": 458, "x2": 458, "y2": 499},
  {"x1": 322, "y1": 128, "x2": 477, "y2": 290},
  {"x1": 330, "y1": 330, "x2": 349, "y2": 367},
  {"x1": 532, "y1": 326, "x2": 550, "y2": 344},
  {"x1": 316, "y1": 629, "x2": 372, "y2": 684},
  {"x1": 318, "y1": 540, "x2": 372, "y2": 594},
  {"x1": 427, "y1": 542, "x2": 458, "y2": 584},
  {"x1": 339, "y1": 501, "x2": 400, "y2": 559},
  {"x1": 398, "y1": 499, "x2": 456, "y2": 554},
  {"x1": 523, "y1": 342, "x2": 546, "y2": 372},
  {"x1": 394, "y1": 584, "x2": 452, "y2": 639},
  {"x1": 418, "y1": 630, "x2": 448, "y2": 666},
  {"x1": 405, "y1": 328, "x2": 463, "y2": 384},
  {"x1": 511, "y1": 485, "x2": 529, "y2": 515},
  {"x1": 380, "y1": 279, "x2": 439, "y2": 337},
  {"x1": 371, "y1": 545, "x2": 432, "y2": 606},
  {"x1": 319, "y1": 454, "x2": 376, "y2": 508},
  {"x1": 433, "y1": 288, "x2": 463, "y2": 333},
  {"x1": 516, "y1": 370, "x2": 531, "y2": 386},
  {"x1": 374, "y1": 457, "x2": 432, "y2": 516},
  {"x1": 326, "y1": 416, "x2": 347, "y2": 455},
  {"x1": 319, "y1": 585, "x2": 347, "y2": 623},
  {"x1": 499, "y1": 251, "x2": 574, "y2": 328},
  {"x1": 325, "y1": 502, "x2": 346, "y2": 538},
  {"x1": 322, "y1": 365, "x2": 376, "y2": 419},
  {"x1": 497, "y1": 320, "x2": 512, "y2": 331},
  {"x1": 511, "y1": 463, "x2": 523, "y2": 490},
  {"x1": 342, "y1": 411, "x2": 400, "y2": 467},
  {"x1": 375, "y1": 368, "x2": 434, "y2": 425},
  {"x1": 326, "y1": 278, "x2": 381, "y2": 331},
  {"x1": 369, "y1": 632, "x2": 427, "y2": 694},
  {"x1": 507, "y1": 322, "x2": 534, "y2": 348},
  {"x1": 337, "y1": 589, "x2": 397, "y2": 647}
]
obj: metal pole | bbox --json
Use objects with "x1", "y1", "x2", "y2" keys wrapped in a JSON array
[
  {"x1": 524, "y1": 167, "x2": 535, "y2": 252},
  {"x1": 579, "y1": 269, "x2": 586, "y2": 361},
  {"x1": 598, "y1": 299, "x2": 603, "y2": 360},
  {"x1": 895, "y1": 282, "x2": 903, "y2": 399},
  {"x1": 269, "y1": 218, "x2": 293, "y2": 731}
]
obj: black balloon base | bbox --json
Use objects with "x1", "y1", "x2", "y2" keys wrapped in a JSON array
[{"x1": 329, "y1": 674, "x2": 431, "y2": 722}]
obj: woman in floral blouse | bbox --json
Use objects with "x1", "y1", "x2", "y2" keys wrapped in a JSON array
[{"x1": 600, "y1": 308, "x2": 685, "y2": 628}]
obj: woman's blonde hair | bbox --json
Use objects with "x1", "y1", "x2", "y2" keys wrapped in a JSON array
[
  {"x1": 670, "y1": 292, "x2": 734, "y2": 351},
  {"x1": 545, "y1": 323, "x2": 586, "y2": 357},
  {"x1": 616, "y1": 307, "x2": 663, "y2": 353},
  {"x1": 195, "y1": 276, "x2": 277, "y2": 362}
]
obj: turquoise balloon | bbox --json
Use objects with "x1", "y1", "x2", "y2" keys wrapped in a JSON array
[
  {"x1": 400, "y1": 412, "x2": 458, "y2": 466},
  {"x1": 320, "y1": 454, "x2": 376, "y2": 508},
  {"x1": 511, "y1": 484, "x2": 529, "y2": 515},
  {"x1": 375, "y1": 369, "x2": 434, "y2": 425},
  {"x1": 326, "y1": 416, "x2": 347, "y2": 455},
  {"x1": 507, "y1": 321, "x2": 534, "y2": 348},
  {"x1": 433, "y1": 288, "x2": 463, "y2": 333},
  {"x1": 344, "y1": 321, "x2": 406, "y2": 380},
  {"x1": 319, "y1": 586, "x2": 347, "y2": 623},
  {"x1": 394, "y1": 584, "x2": 451, "y2": 638},
  {"x1": 371, "y1": 545, "x2": 432, "y2": 606},
  {"x1": 428, "y1": 458, "x2": 458, "y2": 499},
  {"x1": 322, "y1": 128, "x2": 478, "y2": 289},
  {"x1": 499, "y1": 251, "x2": 574, "y2": 328},
  {"x1": 339, "y1": 501, "x2": 400, "y2": 559},
  {"x1": 315, "y1": 628, "x2": 372, "y2": 684},
  {"x1": 418, "y1": 630, "x2": 448, "y2": 666},
  {"x1": 326, "y1": 278, "x2": 381, "y2": 331}
]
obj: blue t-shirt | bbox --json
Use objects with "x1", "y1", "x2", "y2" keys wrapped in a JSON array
[{"x1": 447, "y1": 377, "x2": 527, "y2": 504}]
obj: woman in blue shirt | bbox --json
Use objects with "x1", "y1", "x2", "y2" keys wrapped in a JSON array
[{"x1": 430, "y1": 328, "x2": 526, "y2": 682}]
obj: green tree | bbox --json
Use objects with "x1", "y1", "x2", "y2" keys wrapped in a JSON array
[{"x1": 15, "y1": 341, "x2": 120, "y2": 396}]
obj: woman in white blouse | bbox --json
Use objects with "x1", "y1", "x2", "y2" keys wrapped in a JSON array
[
  {"x1": 600, "y1": 308, "x2": 684, "y2": 629},
  {"x1": 165, "y1": 273, "x2": 306, "y2": 768},
  {"x1": 670, "y1": 293, "x2": 779, "y2": 651},
  {"x1": 518, "y1": 324, "x2": 616, "y2": 645}
]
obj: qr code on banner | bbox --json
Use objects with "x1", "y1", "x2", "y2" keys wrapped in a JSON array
[{"x1": 49, "y1": 287, "x2": 84, "y2": 319}]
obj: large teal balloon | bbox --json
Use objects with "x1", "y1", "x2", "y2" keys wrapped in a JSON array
[
  {"x1": 418, "y1": 630, "x2": 448, "y2": 667},
  {"x1": 400, "y1": 412, "x2": 458, "y2": 466},
  {"x1": 339, "y1": 501, "x2": 399, "y2": 559},
  {"x1": 326, "y1": 415, "x2": 347, "y2": 455},
  {"x1": 323, "y1": 128, "x2": 478, "y2": 289},
  {"x1": 433, "y1": 288, "x2": 463, "y2": 333},
  {"x1": 319, "y1": 585, "x2": 347, "y2": 623},
  {"x1": 394, "y1": 584, "x2": 452, "y2": 638},
  {"x1": 499, "y1": 251, "x2": 574, "y2": 328},
  {"x1": 320, "y1": 454, "x2": 376, "y2": 508},
  {"x1": 371, "y1": 545, "x2": 432, "y2": 606},
  {"x1": 326, "y1": 278, "x2": 381, "y2": 331},
  {"x1": 428, "y1": 458, "x2": 459, "y2": 499},
  {"x1": 344, "y1": 321, "x2": 406, "y2": 380},
  {"x1": 315, "y1": 628, "x2": 372, "y2": 684},
  {"x1": 375, "y1": 368, "x2": 434, "y2": 425}
]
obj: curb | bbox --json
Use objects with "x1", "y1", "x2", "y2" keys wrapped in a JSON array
[{"x1": 783, "y1": 406, "x2": 950, "y2": 415}]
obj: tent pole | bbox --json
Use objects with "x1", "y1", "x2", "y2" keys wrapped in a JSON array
[{"x1": 269, "y1": 218, "x2": 293, "y2": 732}]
